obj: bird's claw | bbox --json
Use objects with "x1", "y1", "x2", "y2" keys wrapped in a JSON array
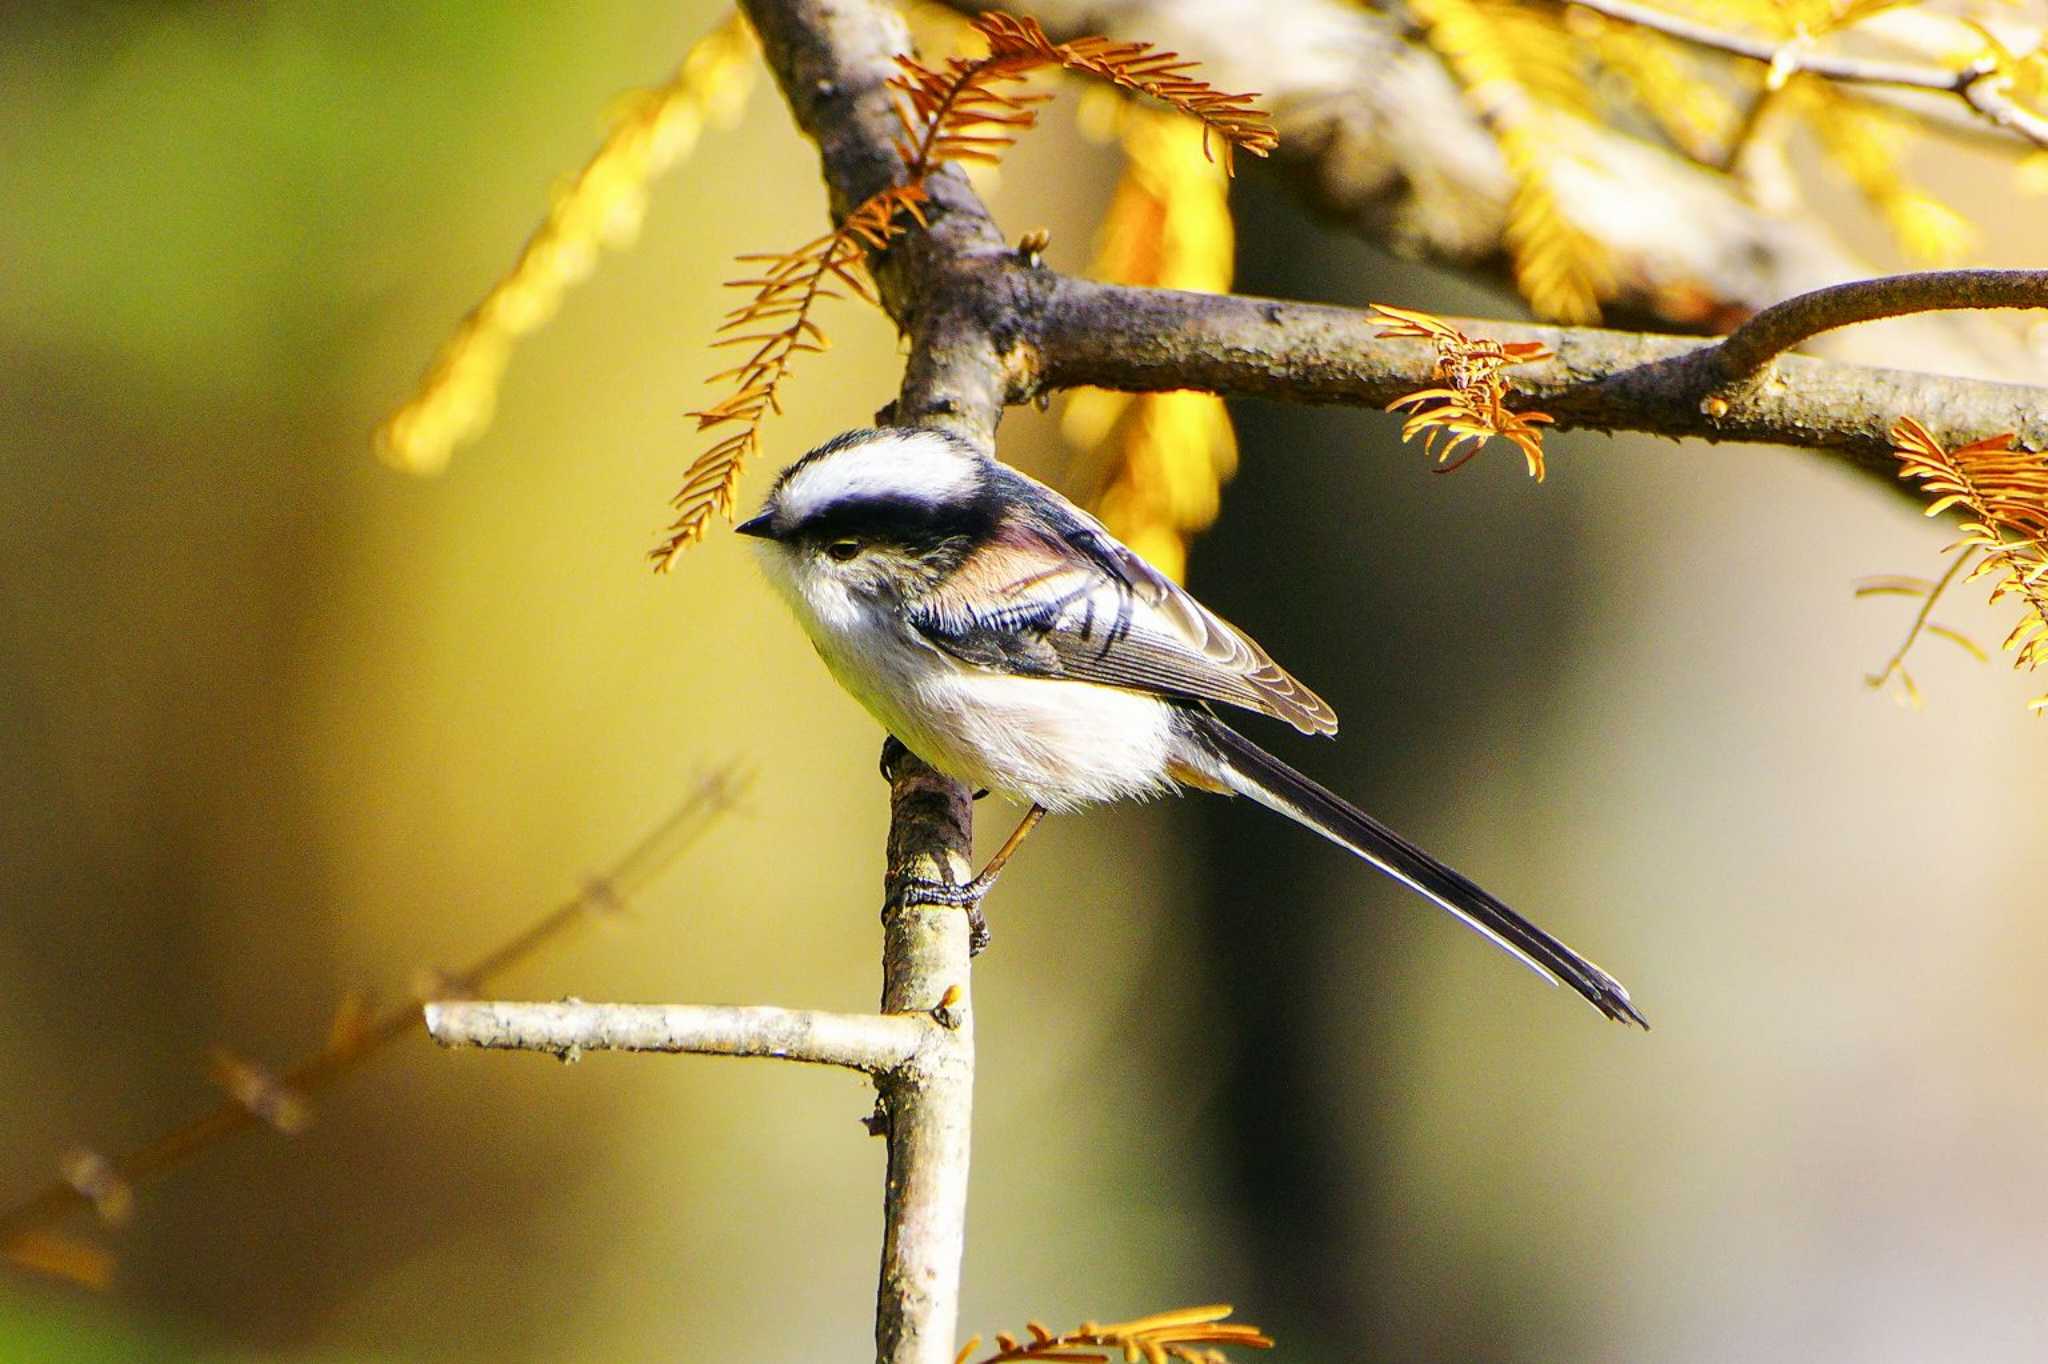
[{"x1": 891, "y1": 873, "x2": 995, "y2": 955}]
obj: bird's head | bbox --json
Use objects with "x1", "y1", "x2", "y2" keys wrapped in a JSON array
[{"x1": 739, "y1": 427, "x2": 1000, "y2": 609}]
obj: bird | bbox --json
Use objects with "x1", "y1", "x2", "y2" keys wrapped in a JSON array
[{"x1": 737, "y1": 425, "x2": 1644, "y2": 1026}]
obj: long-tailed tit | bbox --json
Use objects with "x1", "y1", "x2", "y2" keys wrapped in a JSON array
[{"x1": 739, "y1": 426, "x2": 1644, "y2": 1026}]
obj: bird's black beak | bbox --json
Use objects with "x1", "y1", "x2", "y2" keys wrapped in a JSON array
[{"x1": 734, "y1": 513, "x2": 777, "y2": 540}]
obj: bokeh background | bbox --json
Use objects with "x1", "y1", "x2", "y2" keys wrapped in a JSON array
[{"x1": 4, "y1": 3, "x2": 2046, "y2": 1361}]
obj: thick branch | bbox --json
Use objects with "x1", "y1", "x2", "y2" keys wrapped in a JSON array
[
  {"x1": 1030, "y1": 278, "x2": 2048, "y2": 479},
  {"x1": 424, "y1": 1000, "x2": 931, "y2": 1073}
]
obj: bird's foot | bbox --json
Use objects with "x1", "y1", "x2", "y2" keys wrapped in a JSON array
[{"x1": 892, "y1": 872, "x2": 996, "y2": 955}]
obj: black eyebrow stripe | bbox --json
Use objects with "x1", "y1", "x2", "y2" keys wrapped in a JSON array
[{"x1": 793, "y1": 490, "x2": 999, "y2": 548}]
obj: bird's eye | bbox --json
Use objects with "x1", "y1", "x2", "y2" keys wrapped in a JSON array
[{"x1": 826, "y1": 540, "x2": 861, "y2": 562}]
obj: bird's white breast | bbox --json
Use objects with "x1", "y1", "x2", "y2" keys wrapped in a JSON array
[{"x1": 759, "y1": 551, "x2": 1182, "y2": 810}]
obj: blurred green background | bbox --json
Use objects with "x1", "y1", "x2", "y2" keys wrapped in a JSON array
[{"x1": 4, "y1": 3, "x2": 2046, "y2": 1361}]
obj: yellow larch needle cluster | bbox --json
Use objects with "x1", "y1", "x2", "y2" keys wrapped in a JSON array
[
  {"x1": 958, "y1": 1302, "x2": 1272, "y2": 1364},
  {"x1": 1063, "y1": 95, "x2": 1240, "y2": 582},
  {"x1": 651, "y1": 10, "x2": 1275, "y2": 570},
  {"x1": 1371, "y1": 303, "x2": 1556, "y2": 478},
  {"x1": 376, "y1": 14, "x2": 757, "y2": 475},
  {"x1": 1889, "y1": 417, "x2": 2048, "y2": 711}
]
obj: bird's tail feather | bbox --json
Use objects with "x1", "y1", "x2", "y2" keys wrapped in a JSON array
[{"x1": 1184, "y1": 713, "x2": 1646, "y2": 1028}]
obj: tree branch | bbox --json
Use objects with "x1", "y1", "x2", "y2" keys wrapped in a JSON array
[
  {"x1": 742, "y1": 0, "x2": 2048, "y2": 491},
  {"x1": 739, "y1": 0, "x2": 1014, "y2": 440},
  {"x1": 873, "y1": 742, "x2": 977, "y2": 1364},
  {"x1": 424, "y1": 1000, "x2": 933, "y2": 1073},
  {"x1": 1029, "y1": 276, "x2": 2048, "y2": 481},
  {"x1": 1709, "y1": 270, "x2": 2048, "y2": 382},
  {"x1": 1563, "y1": 0, "x2": 2048, "y2": 150},
  {"x1": 941, "y1": 0, "x2": 2046, "y2": 384},
  {"x1": 418, "y1": 744, "x2": 981, "y2": 1364},
  {"x1": 738, "y1": 6, "x2": 993, "y2": 1361}
]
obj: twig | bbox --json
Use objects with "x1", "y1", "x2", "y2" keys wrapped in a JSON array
[
  {"x1": 426, "y1": 1000, "x2": 932, "y2": 1074},
  {"x1": 1960, "y1": 77, "x2": 2048, "y2": 149},
  {"x1": 0, "y1": 771, "x2": 744, "y2": 1272},
  {"x1": 1562, "y1": 0, "x2": 2048, "y2": 151},
  {"x1": 1569, "y1": 0, "x2": 2048, "y2": 159},
  {"x1": 1562, "y1": 0, "x2": 1996, "y2": 96},
  {"x1": 1709, "y1": 270, "x2": 2048, "y2": 382},
  {"x1": 419, "y1": 757, "x2": 977, "y2": 1364},
  {"x1": 1865, "y1": 546, "x2": 1980, "y2": 696}
]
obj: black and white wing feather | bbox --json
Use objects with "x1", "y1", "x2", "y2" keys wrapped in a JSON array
[{"x1": 906, "y1": 469, "x2": 1338, "y2": 736}]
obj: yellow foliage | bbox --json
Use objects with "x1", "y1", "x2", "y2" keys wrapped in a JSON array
[
  {"x1": 1371, "y1": 303, "x2": 1557, "y2": 479},
  {"x1": 1889, "y1": 417, "x2": 2048, "y2": 711},
  {"x1": 959, "y1": 1302, "x2": 1272, "y2": 1364},
  {"x1": 1570, "y1": 14, "x2": 1743, "y2": 163},
  {"x1": 377, "y1": 13, "x2": 758, "y2": 475},
  {"x1": 1063, "y1": 102, "x2": 1239, "y2": 581},
  {"x1": 1793, "y1": 78, "x2": 1977, "y2": 264},
  {"x1": 1407, "y1": 0, "x2": 1611, "y2": 322}
]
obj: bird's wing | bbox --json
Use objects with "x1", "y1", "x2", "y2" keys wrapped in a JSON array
[{"x1": 907, "y1": 511, "x2": 1338, "y2": 737}]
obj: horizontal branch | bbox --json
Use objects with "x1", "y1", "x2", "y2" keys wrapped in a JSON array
[
  {"x1": 1028, "y1": 277, "x2": 2048, "y2": 480},
  {"x1": 948, "y1": 0, "x2": 2042, "y2": 378},
  {"x1": 424, "y1": 1000, "x2": 935, "y2": 1075}
]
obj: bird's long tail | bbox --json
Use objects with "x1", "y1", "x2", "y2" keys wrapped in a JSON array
[{"x1": 1181, "y1": 712, "x2": 1646, "y2": 1027}]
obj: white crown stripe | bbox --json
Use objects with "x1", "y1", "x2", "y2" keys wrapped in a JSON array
[{"x1": 774, "y1": 430, "x2": 982, "y2": 527}]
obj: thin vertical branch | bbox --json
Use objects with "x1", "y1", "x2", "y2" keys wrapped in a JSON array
[
  {"x1": 875, "y1": 740, "x2": 977, "y2": 1364},
  {"x1": 424, "y1": 742, "x2": 981, "y2": 1364}
]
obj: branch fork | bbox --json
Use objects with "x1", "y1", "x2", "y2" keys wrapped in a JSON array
[{"x1": 429, "y1": 740, "x2": 979, "y2": 1364}]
